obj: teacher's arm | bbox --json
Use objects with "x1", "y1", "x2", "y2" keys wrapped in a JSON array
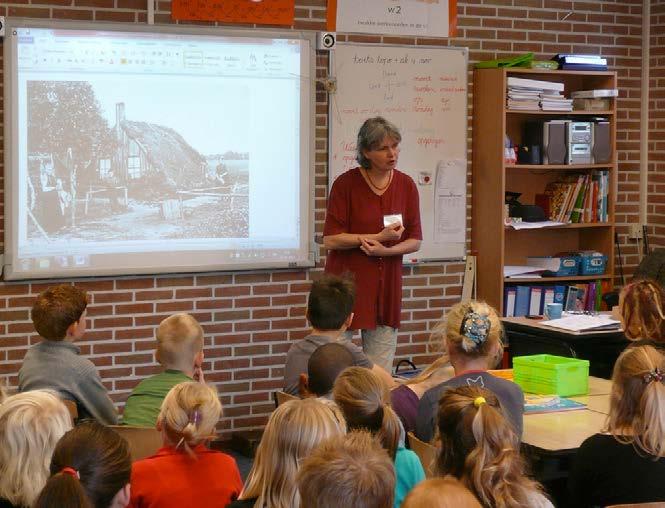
[{"x1": 323, "y1": 223, "x2": 405, "y2": 250}]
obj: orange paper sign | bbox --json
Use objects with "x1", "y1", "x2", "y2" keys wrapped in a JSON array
[{"x1": 172, "y1": 0, "x2": 295, "y2": 26}]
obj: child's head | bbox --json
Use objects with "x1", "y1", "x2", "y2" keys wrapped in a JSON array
[
  {"x1": 0, "y1": 390, "x2": 73, "y2": 507},
  {"x1": 401, "y1": 477, "x2": 481, "y2": 508},
  {"x1": 155, "y1": 313, "x2": 204, "y2": 373},
  {"x1": 32, "y1": 284, "x2": 88, "y2": 341},
  {"x1": 333, "y1": 366, "x2": 401, "y2": 460},
  {"x1": 305, "y1": 342, "x2": 354, "y2": 397},
  {"x1": 608, "y1": 345, "x2": 665, "y2": 457},
  {"x1": 158, "y1": 381, "x2": 221, "y2": 455},
  {"x1": 436, "y1": 386, "x2": 545, "y2": 508},
  {"x1": 297, "y1": 430, "x2": 395, "y2": 508},
  {"x1": 437, "y1": 301, "x2": 503, "y2": 369},
  {"x1": 34, "y1": 421, "x2": 131, "y2": 508},
  {"x1": 307, "y1": 274, "x2": 355, "y2": 331},
  {"x1": 240, "y1": 398, "x2": 346, "y2": 508},
  {"x1": 619, "y1": 279, "x2": 665, "y2": 342}
]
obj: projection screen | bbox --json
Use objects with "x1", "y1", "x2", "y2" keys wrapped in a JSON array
[{"x1": 4, "y1": 20, "x2": 314, "y2": 280}]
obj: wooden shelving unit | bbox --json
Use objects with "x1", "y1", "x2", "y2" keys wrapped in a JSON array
[{"x1": 472, "y1": 68, "x2": 617, "y2": 315}]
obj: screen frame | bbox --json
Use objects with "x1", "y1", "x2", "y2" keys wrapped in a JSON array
[{"x1": 3, "y1": 19, "x2": 316, "y2": 280}]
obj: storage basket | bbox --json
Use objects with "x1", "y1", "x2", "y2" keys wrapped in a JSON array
[{"x1": 513, "y1": 354, "x2": 589, "y2": 396}]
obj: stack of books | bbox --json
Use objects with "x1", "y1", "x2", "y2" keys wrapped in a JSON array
[
  {"x1": 553, "y1": 54, "x2": 608, "y2": 71},
  {"x1": 535, "y1": 171, "x2": 610, "y2": 223},
  {"x1": 507, "y1": 77, "x2": 565, "y2": 111},
  {"x1": 540, "y1": 91, "x2": 573, "y2": 111}
]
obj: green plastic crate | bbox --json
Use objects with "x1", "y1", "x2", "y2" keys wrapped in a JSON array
[{"x1": 512, "y1": 354, "x2": 589, "y2": 396}]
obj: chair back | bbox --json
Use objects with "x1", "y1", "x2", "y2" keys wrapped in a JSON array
[
  {"x1": 110, "y1": 425, "x2": 162, "y2": 461},
  {"x1": 62, "y1": 399, "x2": 78, "y2": 424},
  {"x1": 273, "y1": 391, "x2": 299, "y2": 408},
  {"x1": 407, "y1": 431, "x2": 438, "y2": 478}
]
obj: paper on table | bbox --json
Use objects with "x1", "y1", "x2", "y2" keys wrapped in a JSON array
[
  {"x1": 508, "y1": 221, "x2": 567, "y2": 230},
  {"x1": 541, "y1": 314, "x2": 621, "y2": 332},
  {"x1": 434, "y1": 160, "x2": 465, "y2": 244}
]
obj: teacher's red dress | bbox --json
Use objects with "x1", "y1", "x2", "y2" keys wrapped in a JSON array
[{"x1": 324, "y1": 168, "x2": 422, "y2": 330}]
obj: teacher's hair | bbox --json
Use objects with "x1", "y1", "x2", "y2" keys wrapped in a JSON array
[
  {"x1": 607, "y1": 345, "x2": 665, "y2": 457},
  {"x1": 436, "y1": 386, "x2": 548, "y2": 508},
  {"x1": 356, "y1": 117, "x2": 402, "y2": 169},
  {"x1": 619, "y1": 279, "x2": 665, "y2": 342},
  {"x1": 238, "y1": 398, "x2": 346, "y2": 508},
  {"x1": 34, "y1": 421, "x2": 131, "y2": 508},
  {"x1": 333, "y1": 366, "x2": 401, "y2": 460}
]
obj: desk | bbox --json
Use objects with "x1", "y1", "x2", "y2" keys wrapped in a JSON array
[{"x1": 503, "y1": 317, "x2": 628, "y2": 379}]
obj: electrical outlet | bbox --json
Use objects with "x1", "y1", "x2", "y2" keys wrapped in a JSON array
[{"x1": 628, "y1": 224, "x2": 643, "y2": 240}]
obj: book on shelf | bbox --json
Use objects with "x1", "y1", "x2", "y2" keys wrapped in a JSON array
[
  {"x1": 553, "y1": 54, "x2": 608, "y2": 65},
  {"x1": 504, "y1": 282, "x2": 605, "y2": 317},
  {"x1": 538, "y1": 172, "x2": 609, "y2": 224},
  {"x1": 560, "y1": 63, "x2": 608, "y2": 71},
  {"x1": 570, "y1": 89, "x2": 619, "y2": 99},
  {"x1": 507, "y1": 76, "x2": 565, "y2": 92}
]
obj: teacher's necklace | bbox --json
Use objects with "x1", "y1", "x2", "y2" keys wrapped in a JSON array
[{"x1": 364, "y1": 168, "x2": 393, "y2": 192}]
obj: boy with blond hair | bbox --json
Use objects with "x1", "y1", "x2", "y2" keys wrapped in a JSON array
[
  {"x1": 19, "y1": 284, "x2": 118, "y2": 424},
  {"x1": 122, "y1": 313, "x2": 204, "y2": 427}
]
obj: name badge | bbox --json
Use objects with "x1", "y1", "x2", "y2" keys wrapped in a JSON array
[{"x1": 383, "y1": 214, "x2": 403, "y2": 227}]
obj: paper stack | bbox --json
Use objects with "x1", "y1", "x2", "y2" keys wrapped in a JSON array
[{"x1": 506, "y1": 77, "x2": 567, "y2": 112}]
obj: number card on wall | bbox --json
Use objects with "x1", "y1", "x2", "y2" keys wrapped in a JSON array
[
  {"x1": 328, "y1": 44, "x2": 468, "y2": 261},
  {"x1": 327, "y1": 0, "x2": 457, "y2": 38}
]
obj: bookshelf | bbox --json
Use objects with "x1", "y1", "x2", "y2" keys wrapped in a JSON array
[{"x1": 472, "y1": 68, "x2": 616, "y2": 315}]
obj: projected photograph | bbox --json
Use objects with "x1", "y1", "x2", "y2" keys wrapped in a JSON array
[{"x1": 25, "y1": 80, "x2": 250, "y2": 243}]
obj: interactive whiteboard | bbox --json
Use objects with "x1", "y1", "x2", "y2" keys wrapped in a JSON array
[
  {"x1": 329, "y1": 44, "x2": 468, "y2": 261},
  {"x1": 4, "y1": 20, "x2": 315, "y2": 280}
]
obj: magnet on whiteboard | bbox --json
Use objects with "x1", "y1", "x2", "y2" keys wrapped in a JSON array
[{"x1": 418, "y1": 171, "x2": 432, "y2": 185}]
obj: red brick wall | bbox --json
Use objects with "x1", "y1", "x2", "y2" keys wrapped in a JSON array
[
  {"x1": 649, "y1": 1, "x2": 665, "y2": 250},
  {"x1": 0, "y1": 0, "x2": 645, "y2": 435}
]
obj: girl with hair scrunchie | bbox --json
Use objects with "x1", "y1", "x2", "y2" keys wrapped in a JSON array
[{"x1": 128, "y1": 382, "x2": 242, "y2": 508}]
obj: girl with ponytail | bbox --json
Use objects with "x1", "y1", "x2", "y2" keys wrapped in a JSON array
[
  {"x1": 436, "y1": 386, "x2": 551, "y2": 508},
  {"x1": 568, "y1": 345, "x2": 665, "y2": 507},
  {"x1": 34, "y1": 421, "x2": 131, "y2": 508},
  {"x1": 128, "y1": 382, "x2": 242, "y2": 508},
  {"x1": 333, "y1": 366, "x2": 425, "y2": 508}
]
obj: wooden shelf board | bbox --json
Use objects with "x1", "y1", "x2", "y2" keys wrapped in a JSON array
[
  {"x1": 506, "y1": 109, "x2": 614, "y2": 115},
  {"x1": 503, "y1": 68, "x2": 616, "y2": 77},
  {"x1": 505, "y1": 222, "x2": 613, "y2": 231},
  {"x1": 504, "y1": 274, "x2": 613, "y2": 283},
  {"x1": 506, "y1": 163, "x2": 615, "y2": 170}
]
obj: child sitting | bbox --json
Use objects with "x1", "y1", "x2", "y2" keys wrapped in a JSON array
[
  {"x1": 18, "y1": 284, "x2": 117, "y2": 424},
  {"x1": 401, "y1": 477, "x2": 481, "y2": 508},
  {"x1": 297, "y1": 431, "x2": 395, "y2": 508},
  {"x1": 284, "y1": 274, "x2": 394, "y2": 396},
  {"x1": 299, "y1": 342, "x2": 354, "y2": 399},
  {"x1": 123, "y1": 313, "x2": 204, "y2": 427},
  {"x1": 129, "y1": 382, "x2": 242, "y2": 508},
  {"x1": 34, "y1": 420, "x2": 132, "y2": 508}
]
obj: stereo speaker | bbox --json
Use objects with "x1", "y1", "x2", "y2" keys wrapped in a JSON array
[{"x1": 593, "y1": 121, "x2": 611, "y2": 164}]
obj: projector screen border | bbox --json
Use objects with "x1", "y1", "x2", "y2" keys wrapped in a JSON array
[{"x1": 4, "y1": 19, "x2": 316, "y2": 281}]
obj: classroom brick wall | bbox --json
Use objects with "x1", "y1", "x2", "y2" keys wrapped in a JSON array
[
  {"x1": 0, "y1": 0, "x2": 648, "y2": 436},
  {"x1": 649, "y1": 1, "x2": 665, "y2": 252}
]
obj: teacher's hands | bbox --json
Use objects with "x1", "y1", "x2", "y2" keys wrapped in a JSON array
[
  {"x1": 360, "y1": 237, "x2": 389, "y2": 256},
  {"x1": 379, "y1": 222, "x2": 404, "y2": 242}
]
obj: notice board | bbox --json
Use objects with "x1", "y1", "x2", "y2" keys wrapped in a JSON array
[{"x1": 329, "y1": 44, "x2": 468, "y2": 261}]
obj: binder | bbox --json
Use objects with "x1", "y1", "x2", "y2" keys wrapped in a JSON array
[
  {"x1": 504, "y1": 286, "x2": 517, "y2": 317},
  {"x1": 553, "y1": 285, "x2": 567, "y2": 305},
  {"x1": 542, "y1": 286, "x2": 555, "y2": 312},
  {"x1": 515, "y1": 286, "x2": 531, "y2": 317},
  {"x1": 565, "y1": 286, "x2": 579, "y2": 311},
  {"x1": 529, "y1": 286, "x2": 543, "y2": 316}
]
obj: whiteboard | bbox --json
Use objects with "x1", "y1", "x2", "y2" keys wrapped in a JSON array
[{"x1": 329, "y1": 44, "x2": 468, "y2": 261}]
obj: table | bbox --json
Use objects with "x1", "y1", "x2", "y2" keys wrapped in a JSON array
[
  {"x1": 523, "y1": 376, "x2": 612, "y2": 452},
  {"x1": 503, "y1": 317, "x2": 628, "y2": 379},
  {"x1": 521, "y1": 376, "x2": 612, "y2": 505}
]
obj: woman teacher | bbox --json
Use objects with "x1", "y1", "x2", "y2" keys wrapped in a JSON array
[{"x1": 323, "y1": 117, "x2": 422, "y2": 372}]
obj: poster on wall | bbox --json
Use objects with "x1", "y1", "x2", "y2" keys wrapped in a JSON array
[
  {"x1": 327, "y1": 0, "x2": 457, "y2": 37},
  {"x1": 172, "y1": 0, "x2": 295, "y2": 26}
]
